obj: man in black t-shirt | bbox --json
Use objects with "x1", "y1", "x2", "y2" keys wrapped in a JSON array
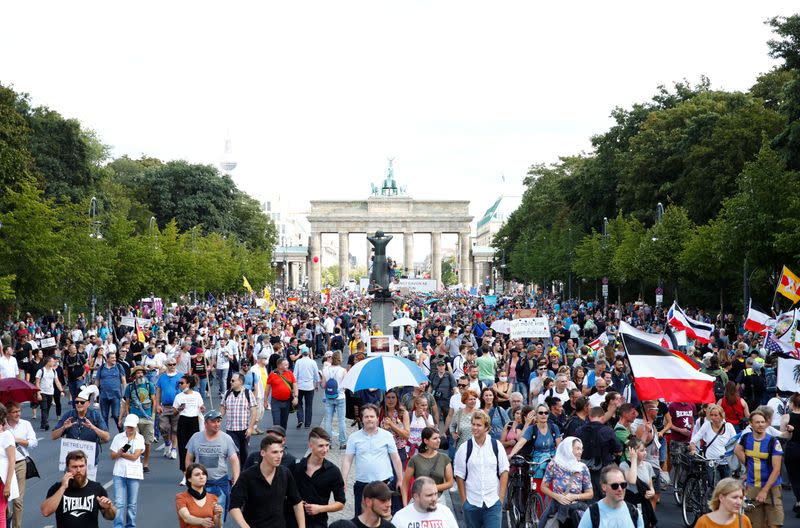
[
  {"x1": 41, "y1": 449, "x2": 116, "y2": 528},
  {"x1": 351, "y1": 481, "x2": 393, "y2": 528}
]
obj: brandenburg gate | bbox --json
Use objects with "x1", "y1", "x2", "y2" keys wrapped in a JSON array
[{"x1": 305, "y1": 161, "x2": 474, "y2": 292}]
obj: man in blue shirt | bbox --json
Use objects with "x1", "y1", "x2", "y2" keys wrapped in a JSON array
[
  {"x1": 577, "y1": 465, "x2": 644, "y2": 528},
  {"x1": 95, "y1": 352, "x2": 126, "y2": 433},
  {"x1": 155, "y1": 360, "x2": 181, "y2": 460},
  {"x1": 341, "y1": 404, "x2": 404, "y2": 516},
  {"x1": 52, "y1": 386, "x2": 110, "y2": 467},
  {"x1": 734, "y1": 410, "x2": 784, "y2": 528}
]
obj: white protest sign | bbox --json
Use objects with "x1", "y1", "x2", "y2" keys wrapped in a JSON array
[
  {"x1": 120, "y1": 317, "x2": 150, "y2": 328},
  {"x1": 510, "y1": 317, "x2": 551, "y2": 339},
  {"x1": 59, "y1": 438, "x2": 97, "y2": 480},
  {"x1": 39, "y1": 337, "x2": 57, "y2": 348}
]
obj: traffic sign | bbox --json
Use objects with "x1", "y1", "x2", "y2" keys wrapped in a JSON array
[
  {"x1": 655, "y1": 286, "x2": 663, "y2": 295},
  {"x1": 602, "y1": 277, "x2": 609, "y2": 285},
  {"x1": 602, "y1": 284, "x2": 609, "y2": 296},
  {"x1": 656, "y1": 294, "x2": 663, "y2": 304}
]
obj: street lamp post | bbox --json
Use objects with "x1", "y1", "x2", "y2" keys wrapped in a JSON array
[
  {"x1": 191, "y1": 227, "x2": 197, "y2": 305},
  {"x1": 89, "y1": 197, "x2": 102, "y2": 323},
  {"x1": 149, "y1": 216, "x2": 157, "y2": 304},
  {"x1": 602, "y1": 217, "x2": 608, "y2": 309},
  {"x1": 655, "y1": 203, "x2": 664, "y2": 307}
]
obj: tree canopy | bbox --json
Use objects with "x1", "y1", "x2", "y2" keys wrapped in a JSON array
[
  {"x1": 0, "y1": 84, "x2": 276, "y2": 315},
  {"x1": 495, "y1": 15, "x2": 800, "y2": 314}
]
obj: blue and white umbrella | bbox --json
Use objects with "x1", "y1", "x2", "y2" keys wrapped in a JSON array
[{"x1": 341, "y1": 355, "x2": 429, "y2": 391}]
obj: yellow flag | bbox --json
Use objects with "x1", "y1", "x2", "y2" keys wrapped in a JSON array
[
  {"x1": 777, "y1": 265, "x2": 800, "y2": 303},
  {"x1": 269, "y1": 302, "x2": 276, "y2": 314},
  {"x1": 263, "y1": 287, "x2": 271, "y2": 303},
  {"x1": 242, "y1": 275, "x2": 253, "y2": 293}
]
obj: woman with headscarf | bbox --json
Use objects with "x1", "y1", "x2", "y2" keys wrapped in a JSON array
[{"x1": 540, "y1": 436, "x2": 593, "y2": 528}]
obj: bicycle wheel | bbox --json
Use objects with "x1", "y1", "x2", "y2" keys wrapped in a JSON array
[
  {"x1": 507, "y1": 482, "x2": 522, "y2": 528},
  {"x1": 681, "y1": 477, "x2": 702, "y2": 527},
  {"x1": 670, "y1": 462, "x2": 683, "y2": 505},
  {"x1": 525, "y1": 493, "x2": 545, "y2": 528}
]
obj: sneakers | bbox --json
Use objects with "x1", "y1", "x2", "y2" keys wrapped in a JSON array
[
  {"x1": 159, "y1": 442, "x2": 170, "y2": 453},
  {"x1": 170, "y1": 448, "x2": 178, "y2": 460},
  {"x1": 163, "y1": 443, "x2": 172, "y2": 457},
  {"x1": 180, "y1": 476, "x2": 186, "y2": 486}
]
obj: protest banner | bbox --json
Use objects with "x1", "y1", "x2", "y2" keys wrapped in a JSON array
[
  {"x1": 510, "y1": 317, "x2": 550, "y2": 339},
  {"x1": 120, "y1": 316, "x2": 151, "y2": 328}
]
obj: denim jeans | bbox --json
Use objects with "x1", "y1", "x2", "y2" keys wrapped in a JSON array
[
  {"x1": 297, "y1": 389, "x2": 315, "y2": 426},
  {"x1": 206, "y1": 476, "x2": 231, "y2": 522},
  {"x1": 462, "y1": 499, "x2": 502, "y2": 528},
  {"x1": 68, "y1": 379, "x2": 84, "y2": 404},
  {"x1": 113, "y1": 475, "x2": 140, "y2": 528},
  {"x1": 323, "y1": 398, "x2": 346, "y2": 445},
  {"x1": 271, "y1": 398, "x2": 291, "y2": 430},
  {"x1": 100, "y1": 395, "x2": 122, "y2": 432},
  {"x1": 216, "y1": 368, "x2": 228, "y2": 396},
  {"x1": 197, "y1": 377, "x2": 208, "y2": 399}
]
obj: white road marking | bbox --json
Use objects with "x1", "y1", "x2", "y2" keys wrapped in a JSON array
[{"x1": 103, "y1": 479, "x2": 113, "y2": 489}]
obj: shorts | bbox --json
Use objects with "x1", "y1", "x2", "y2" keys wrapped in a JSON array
[
  {"x1": 159, "y1": 405, "x2": 179, "y2": 437},
  {"x1": 137, "y1": 418, "x2": 155, "y2": 443},
  {"x1": 745, "y1": 485, "x2": 783, "y2": 527},
  {"x1": 652, "y1": 466, "x2": 662, "y2": 493}
]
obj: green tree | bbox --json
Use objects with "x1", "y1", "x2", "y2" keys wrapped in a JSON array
[
  {"x1": 619, "y1": 91, "x2": 784, "y2": 224},
  {"x1": 441, "y1": 257, "x2": 458, "y2": 286},
  {"x1": 767, "y1": 15, "x2": 800, "y2": 170},
  {"x1": 321, "y1": 265, "x2": 340, "y2": 287}
]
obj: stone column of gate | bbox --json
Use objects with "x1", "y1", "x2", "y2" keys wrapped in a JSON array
[
  {"x1": 403, "y1": 231, "x2": 414, "y2": 276},
  {"x1": 459, "y1": 232, "x2": 472, "y2": 288},
  {"x1": 431, "y1": 231, "x2": 442, "y2": 289},
  {"x1": 339, "y1": 232, "x2": 350, "y2": 286},
  {"x1": 310, "y1": 232, "x2": 322, "y2": 292}
]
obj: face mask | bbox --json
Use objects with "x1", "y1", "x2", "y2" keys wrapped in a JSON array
[
  {"x1": 499, "y1": 376, "x2": 508, "y2": 382},
  {"x1": 183, "y1": 387, "x2": 190, "y2": 394}
]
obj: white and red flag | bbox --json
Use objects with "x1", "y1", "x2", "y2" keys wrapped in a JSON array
[
  {"x1": 744, "y1": 301, "x2": 775, "y2": 336},
  {"x1": 588, "y1": 332, "x2": 609, "y2": 351},
  {"x1": 667, "y1": 302, "x2": 714, "y2": 344},
  {"x1": 620, "y1": 331, "x2": 715, "y2": 403}
]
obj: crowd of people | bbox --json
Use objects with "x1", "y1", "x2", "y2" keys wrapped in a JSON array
[{"x1": 0, "y1": 290, "x2": 798, "y2": 528}]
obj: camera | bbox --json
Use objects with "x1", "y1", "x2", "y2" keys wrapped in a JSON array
[{"x1": 433, "y1": 390, "x2": 443, "y2": 399}]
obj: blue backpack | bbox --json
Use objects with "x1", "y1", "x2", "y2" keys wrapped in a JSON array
[{"x1": 325, "y1": 371, "x2": 340, "y2": 399}]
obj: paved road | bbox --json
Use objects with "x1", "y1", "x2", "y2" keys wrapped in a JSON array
[{"x1": 18, "y1": 378, "x2": 796, "y2": 527}]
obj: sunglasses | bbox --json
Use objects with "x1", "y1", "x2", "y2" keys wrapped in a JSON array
[
  {"x1": 75, "y1": 400, "x2": 88, "y2": 405},
  {"x1": 608, "y1": 482, "x2": 628, "y2": 490},
  {"x1": 167, "y1": 363, "x2": 176, "y2": 366},
  {"x1": 458, "y1": 384, "x2": 468, "y2": 388},
  {"x1": 537, "y1": 411, "x2": 549, "y2": 415}
]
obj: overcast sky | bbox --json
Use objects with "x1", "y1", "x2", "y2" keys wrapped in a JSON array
[{"x1": 3, "y1": 2, "x2": 796, "y2": 233}]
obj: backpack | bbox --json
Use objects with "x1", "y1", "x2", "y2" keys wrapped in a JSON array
[
  {"x1": 712, "y1": 375, "x2": 726, "y2": 401},
  {"x1": 464, "y1": 437, "x2": 501, "y2": 480},
  {"x1": 330, "y1": 335, "x2": 345, "y2": 351},
  {"x1": 223, "y1": 388, "x2": 254, "y2": 407},
  {"x1": 325, "y1": 374, "x2": 340, "y2": 400},
  {"x1": 589, "y1": 501, "x2": 638, "y2": 528}
]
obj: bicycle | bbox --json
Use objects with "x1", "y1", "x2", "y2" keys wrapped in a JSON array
[
  {"x1": 668, "y1": 444, "x2": 691, "y2": 505},
  {"x1": 681, "y1": 453, "x2": 724, "y2": 527},
  {"x1": 506, "y1": 455, "x2": 551, "y2": 528}
]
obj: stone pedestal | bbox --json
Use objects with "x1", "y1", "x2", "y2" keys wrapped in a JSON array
[{"x1": 370, "y1": 298, "x2": 396, "y2": 342}]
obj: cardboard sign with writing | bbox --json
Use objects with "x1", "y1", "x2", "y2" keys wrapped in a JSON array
[{"x1": 59, "y1": 438, "x2": 97, "y2": 480}]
